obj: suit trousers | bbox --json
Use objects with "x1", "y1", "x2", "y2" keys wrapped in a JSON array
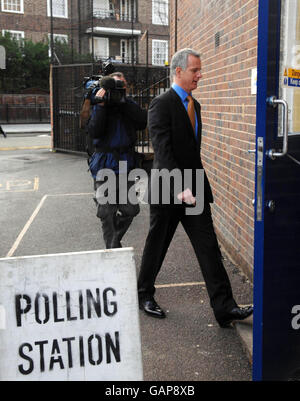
[{"x1": 137, "y1": 203, "x2": 237, "y2": 320}]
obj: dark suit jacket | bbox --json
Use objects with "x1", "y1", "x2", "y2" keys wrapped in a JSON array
[{"x1": 148, "y1": 87, "x2": 213, "y2": 205}]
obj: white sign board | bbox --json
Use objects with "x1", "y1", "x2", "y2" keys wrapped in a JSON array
[
  {"x1": 251, "y1": 68, "x2": 257, "y2": 95},
  {"x1": 0, "y1": 46, "x2": 5, "y2": 69},
  {"x1": 0, "y1": 248, "x2": 143, "y2": 381}
]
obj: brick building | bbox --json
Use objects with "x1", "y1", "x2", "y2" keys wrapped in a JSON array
[
  {"x1": 170, "y1": 0, "x2": 258, "y2": 278},
  {"x1": 0, "y1": 0, "x2": 170, "y2": 67},
  {"x1": 78, "y1": 0, "x2": 169, "y2": 66},
  {"x1": 0, "y1": 0, "x2": 72, "y2": 43}
]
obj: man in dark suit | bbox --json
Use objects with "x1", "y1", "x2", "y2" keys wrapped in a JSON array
[{"x1": 138, "y1": 48, "x2": 253, "y2": 328}]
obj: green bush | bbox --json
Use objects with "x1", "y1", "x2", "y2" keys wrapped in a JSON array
[
  {"x1": 0, "y1": 33, "x2": 50, "y2": 93},
  {"x1": 51, "y1": 38, "x2": 94, "y2": 65},
  {"x1": 22, "y1": 40, "x2": 50, "y2": 90},
  {"x1": 0, "y1": 33, "x2": 93, "y2": 93},
  {"x1": 0, "y1": 32, "x2": 25, "y2": 92}
]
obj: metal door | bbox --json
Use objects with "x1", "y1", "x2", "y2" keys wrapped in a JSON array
[{"x1": 253, "y1": 0, "x2": 300, "y2": 381}]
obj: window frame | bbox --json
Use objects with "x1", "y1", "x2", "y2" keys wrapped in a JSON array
[
  {"x1": 47, "y1": 0, "x2": 68, "y2": 19},
  {"x1": 152, "y1": 0, "x2": 169, "y2": 26},
  {"x1": 2, "y1": 29, "x2": 24, "y2": 40},
  {"x1": 120, "y1": 38, "x2": 137, "y2": 63},
  {"x1": 152, "y1": 39, "x2": 168, "y2": 66},
  {"x1": 1, "y1": 0, "x2": 24, "y2": 14},
  {"x1": 52, "y1": 33, "x2": 68, "y2": 43},
  {"x1": 120, "y1": 0, "x2": 136, "y2": 22},
  {"x1": 90, "y1": 36, "x2": 109, "y2": 60},
  {"x1": 48, "y1": 33, "x2": 68, "y2": 57}
]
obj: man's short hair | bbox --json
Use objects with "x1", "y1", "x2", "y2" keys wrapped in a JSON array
[
  {"x1": 170, "y1": 48, "x2": 201, "y2": 77},
  {"x1": 109, "y1": 72, "x2": 125, "y2": 79}
]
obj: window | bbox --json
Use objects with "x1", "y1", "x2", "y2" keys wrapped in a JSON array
[
  {"x1": 53, "y1": 34, "x2": 68, "y2": 43},
  {"x1": 152, "y1": 0, "x2": 168, "y2": 26},
  {"x1": 93, "y1": 0, "x2": 114, "y2": 19},
  {"x1": 90, "y1": 37, "x2": 109, "y2": 60},
  {"x1": 47, "y1": 0, "x2": 68, "y2": 18},
  {"x1": 2, "y1": 29, "x2": 24, "y2": 41},
  {"x1": 48, "y1": 33, "x2": 68, "y2": 57},
  {"x1": 120, "y1": 0, "x2": 136, "y2": 22},
  {"x1": 152, "y1": 40, "x2": 168, "y2": 66},
  {"x1": 121, "y1": 38, "x2": 136, "y2": 63},
  {"x1": 1, "y1": 0, "x2": 24, "y2": 13}
]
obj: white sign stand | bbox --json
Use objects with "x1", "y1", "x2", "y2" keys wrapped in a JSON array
[{"x1": 0, "y1": 248, "x2": 143, "y2": 381}]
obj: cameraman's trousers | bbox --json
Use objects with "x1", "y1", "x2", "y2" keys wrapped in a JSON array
[{"x1": 95, "y1": 177, "x2": 140, "y2": 249}]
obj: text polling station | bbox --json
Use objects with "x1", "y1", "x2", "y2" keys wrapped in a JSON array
[{"x1": 0, "y1": 249, "x2": 143, "y2": 381}]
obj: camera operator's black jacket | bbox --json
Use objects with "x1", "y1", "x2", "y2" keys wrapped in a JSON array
[{"x1": 87, "y1": 98, "x2": 147, "y2": 178}]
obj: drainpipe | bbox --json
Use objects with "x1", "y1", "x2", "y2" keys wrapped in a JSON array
[
  {"x1": 91, "y1": 0, "x2": 94, "y2": 61},
  {"x1": 175, "y1": 0, "x2": 178, "y2": 52},
  {"x1": 50, "y1": 0, "x2": 54, "y2": 64}
]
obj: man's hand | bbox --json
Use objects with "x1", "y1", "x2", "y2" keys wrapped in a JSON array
[
  {"x1": 177, "y1": 188, "x2": 196, "y2": 205},
  {"x1": 95, "y1": 88, "x2": 106, "y2": 105}
]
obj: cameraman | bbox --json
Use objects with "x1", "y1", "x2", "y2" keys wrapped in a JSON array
[{"x1": 87, "y1": 72, "x2": 147, "y2": 249}]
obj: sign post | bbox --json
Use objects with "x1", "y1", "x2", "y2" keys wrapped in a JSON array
[
  {"x1": 0, "y1": 45, "x2": 5, "y2": 69},
  {"x1": 0, "y1": 248, "x2": 143, "y2": 381}
]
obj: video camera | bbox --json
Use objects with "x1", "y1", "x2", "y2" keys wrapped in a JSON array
[
  {"x1": 83, "y1": 61, "x2": 126, "y2": 106},
  {"x1": 94, "y1": 76, "x2": 126, "y2": 106}
]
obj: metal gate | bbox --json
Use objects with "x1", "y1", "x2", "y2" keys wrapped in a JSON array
[
  {"x1": 51, "y1": 63, "x2": 169, "y2": 155},
  {"x1": 52, "y1": 63, "x2": 94, "y2": 154}
]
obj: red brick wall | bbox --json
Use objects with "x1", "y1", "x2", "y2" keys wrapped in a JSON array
[
  {"x1": 0, "y1": 0, "x2": 74, "y2": 43},
  {"x1": 0, "y1": 94, "x2": 49, "y2": 106},
  {"x1": 170, "y1": 0, "x2": 258, "y2": 278}
]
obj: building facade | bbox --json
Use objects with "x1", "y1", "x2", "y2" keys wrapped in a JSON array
[
  {"x1": 0, "y1": 0, "x2": 72, "y2": 43},
  {"x1": 79, "y1": 0, "x2": 169, "y2": 66},
  {"x1": 170, "y1": 0, "x2": 258, "y2": 278},
  {"x1": 0, "y1": 0, "x2": 170, "y2": 67}
]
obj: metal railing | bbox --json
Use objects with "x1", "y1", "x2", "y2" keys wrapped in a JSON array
[
  {"x1": 93, "y1": 8, "x2": 137, "y2": 22},
  {"x1": 94, "y1": 55, "x2": 138, "y2": 65},
  {"x1": 133, "y1": 75, "x2": 170, "y2": 155}
]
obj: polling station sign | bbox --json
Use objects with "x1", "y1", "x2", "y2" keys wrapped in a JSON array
[{"x1": 0, "y1": 249, "x2": 143, "y2": 381}]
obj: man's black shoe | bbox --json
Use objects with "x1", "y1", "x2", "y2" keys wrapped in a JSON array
[
  {"x1": 139, "y1": 298, "x2": 166, "y2": 319},
  {"x1": 217, "y1": 305, "x2": 253, "y2": 328}
]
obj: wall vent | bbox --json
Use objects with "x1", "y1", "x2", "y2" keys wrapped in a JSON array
[{"x1": 215, "y1": 32, "x2": 220, "y2": 48}]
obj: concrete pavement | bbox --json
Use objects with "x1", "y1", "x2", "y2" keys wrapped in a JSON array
[
  {"x1": 0, "y1": 126, "x2": 254, "y2": 381},
  {"x1": 0, "y1": 124, "x2": 51, "y2": 150},
  {"x1": 1, "y1": 123, "x2": 51, "y2": 135}
]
